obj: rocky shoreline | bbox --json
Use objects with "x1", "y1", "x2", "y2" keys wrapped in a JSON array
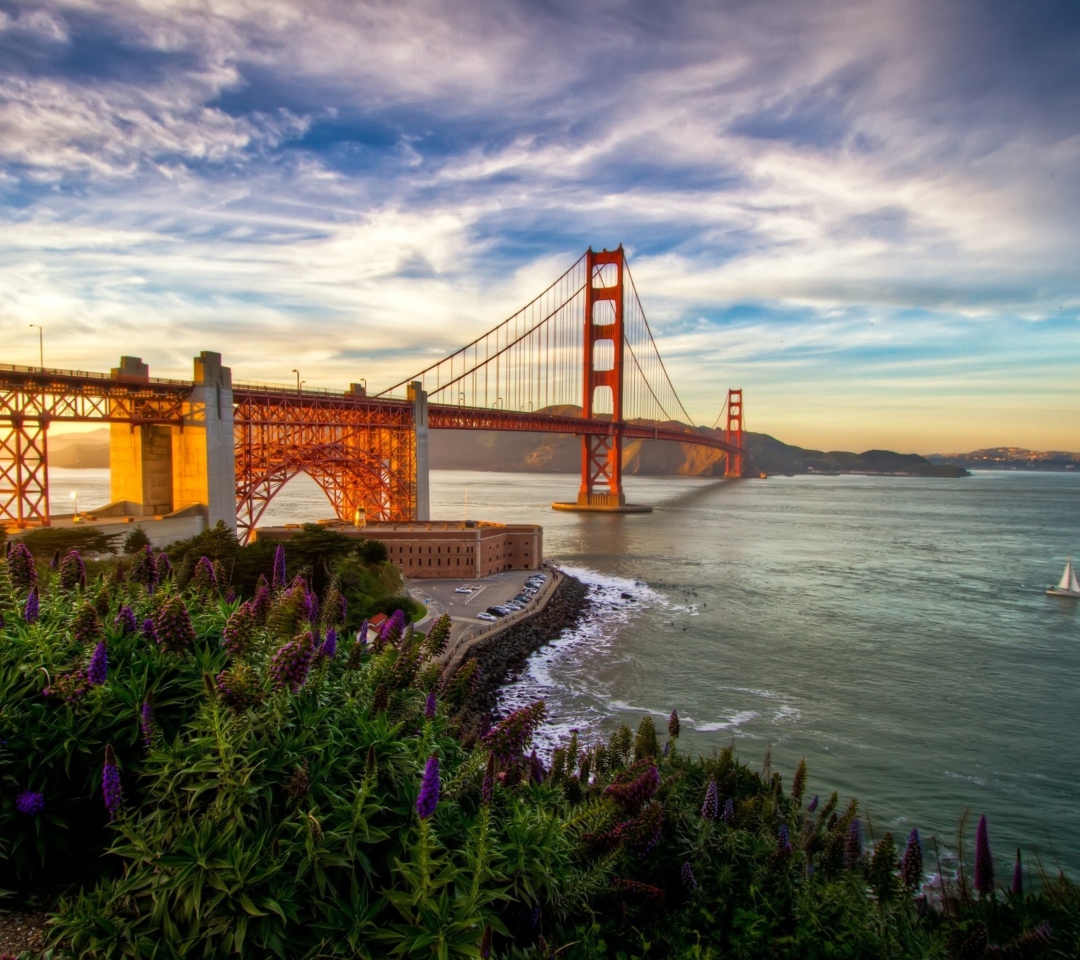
[{"x1": 454, "y1": 570, "x2": 589, "y2": 731}]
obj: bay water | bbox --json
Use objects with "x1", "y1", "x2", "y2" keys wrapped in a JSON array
[{"x1": 47, "y1": 467, "x2": 1080, "y2": 872}]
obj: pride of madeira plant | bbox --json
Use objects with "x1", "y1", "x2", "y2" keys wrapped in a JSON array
[{"x1": 1, "y1": 540, "x2": 1078, "y2": 959}]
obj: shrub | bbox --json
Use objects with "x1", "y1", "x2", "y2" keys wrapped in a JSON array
[
  {"x1": 121, "y1": 527, "x2": 152, "y2": 554},
  {"x1": 16, "y1": 527, "x2": 121, "y2": 558},
  {"x1": 355, "y1": 537, "x2": 389, "y2": 564}
]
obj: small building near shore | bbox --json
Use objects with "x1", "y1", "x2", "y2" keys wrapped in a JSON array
[{"x1": 254, "y1": 519, "x2": 543, "y2": 579}]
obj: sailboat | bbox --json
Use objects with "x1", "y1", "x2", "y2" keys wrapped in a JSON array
[{"x1": 1047, "y1": 557, "x2": 1080, "y2": 598}]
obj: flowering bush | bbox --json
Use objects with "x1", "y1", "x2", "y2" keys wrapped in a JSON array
[{"x1": 1, "y1": 548, "x2": 1077, "y2": 960}]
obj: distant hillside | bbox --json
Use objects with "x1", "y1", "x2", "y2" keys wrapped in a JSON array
[
  {"x1": 928, "y1": 447, "x2": 1079, "y2": 471},
  {"x1": 43, "y1": 421, "x2": 969, "y2": 478},
  {"x1": 50, "y1": 429, "x2": 110, "y2": 469}
]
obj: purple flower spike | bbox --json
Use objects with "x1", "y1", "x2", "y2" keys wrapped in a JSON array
[
  {"x1": 681, "y1": 861, "x2": 698, "y2": 890},
  {"x1": 701, "y1": 780, "x2": 718, "y2": 820},
  {"x1": 416, "y1": 754, "x2": 440, "y2": 819},
  {"x1": 974, "y1": 814, "x2": 994, "y2": 897},
  {"x1": 225, "y1": 588, "x2": 237, "y2": 604},
  {"x1": 8, "y1": 541, "x2": 38, "y2": 591},
  {"x1": 272, "y1": 544, "x2": 286, "y2": 590},
  {"x1": 321, "y1": 627, "x2": 338, "y2": 659},
  {"x1": 900, "y1": 828, "x2": 923, "y2": 891},
  {"x1": 24, "y1": 587, "x2": 40, "y2": 624},
  {"x1": 87, "y1": 641, "x2": 108, "y2": 686},
  {"x1": 15, "y1": 790, "x2": 45, "y2": 816},
  {"x1": 114, "y1": 605, "x2": 137, "y2": 636},
  {"x1": 662, "y1": 741, "x2": 670, "y2": 758},
  {"x1": 807, "y1": 794, "x2": 819, "y2": 813},
  {"x1": 140, "y1": 698, "x2": 156, "y2": 747},
  {"x1": 102, "y1": 745, "x2": 122, "y2": 819},
  {"x1": 845, "y1": 819, "x2": 863, "y2": 870},
  {"x1": 140, "y1": 618, "x2": 158, "y2": 644},
  {"x1": 268, "y1": 636, "x2": 314, "y2": 692},
  {"x1": 667, "y1": 709, "x2": 680, "y2": 739},
  {"x1": 722, "y1": 797, "x2": 735, "y2": 826},
  {"x1": 529, "y1": 750, "x2": 545, "y2": 785},
  {"x1": 424, "y1": 690, "x2": 436, "y2": 720},
  {"x1": 777, "y1": 824, "x2": 792, "y2": 854},
  {"x1": 59, "y1": 549, "x2": 86, "y2": 592},
  {"x1": 1011, "y1": 848, "x2": 1023, "y2": 897}
]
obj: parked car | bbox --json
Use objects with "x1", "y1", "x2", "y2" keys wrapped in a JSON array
[
  {"x1": 514, "y1": 594, "x2": 529, "y2": 603},
  {"x1": 486, "y1": 606, "x2": 508, "y2": 617},
  {"x1": 454, "y1": 586, "x2": 472, "y2": 594},
  {"x1": 477, "y1": 612, "x2": 498, "y2": 622},
  {"x1": 504, "y1": 602, "x2": 524, "y2": 612}
]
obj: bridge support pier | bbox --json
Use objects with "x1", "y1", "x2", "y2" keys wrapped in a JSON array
[
  {"x1": 409, "y1": 381, "x2": 430, "y2": 522},
  {"x1": 108, "y1": 353, "x2": 236, "y2": 530}
]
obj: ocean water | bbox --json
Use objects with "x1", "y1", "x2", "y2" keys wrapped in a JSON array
[{"x1": 47, "y1": 467, "x2": 1080, "y2": 870}]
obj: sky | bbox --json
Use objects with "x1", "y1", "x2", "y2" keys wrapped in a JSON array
[{"x1": 1, "y1": 0, "x2": 1078, "y2": 454}]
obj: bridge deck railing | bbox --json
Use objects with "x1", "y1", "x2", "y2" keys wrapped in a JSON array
[{"x1": 0, "y1": 363, "x2": 192, "y2": 387}]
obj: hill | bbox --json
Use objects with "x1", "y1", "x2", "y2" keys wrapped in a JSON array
[
  {"x1": 928, "y1": 447, "x2": 1079, "y2": 471},
  {"x1": 46, "y1": 420, "x2": 968, "y2": 477}
]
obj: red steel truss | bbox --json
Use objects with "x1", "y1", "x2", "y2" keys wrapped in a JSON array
[
  {"x1": 0, "y1": 364, "x2": 189, "y2": 529},
  {"x1": 232, "y1": 387, "x2": 417, "y2": 544}
]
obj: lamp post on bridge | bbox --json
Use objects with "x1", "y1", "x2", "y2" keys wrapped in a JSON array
[
  {"x1": 292, "y1": 369, "x2": 301, "y2": 396},
  {"x1": 28, "y1": 324, "x2": 43, "y2": 371}
]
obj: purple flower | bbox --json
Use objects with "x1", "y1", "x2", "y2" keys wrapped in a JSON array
[
  {"x1": 1011, "y1": 849, "x2": 1023, "y2": 897},
  {"x1": 140, "y1": 698, "x2": 155, "y2": 747},
  {"x1": 140, "y1": 618, "x2": 158, "y2": 644},
  {"x1": 845, "y1": 819, "x2": 864, "y2": 870},
  {"x1": 131, "y1": 546, "x2": 158, "y2": 591},
  {"x1": 154, "y1": 596, "x2": 195, "y2": 654},
  {"x1": 777, "y1": 824, "x2": 792, "y2": 855},
  {"x1": 900, "y1": 828, "x2": 923, "y2": 891},
  {"x1": 222, "y1": 602, "x2": 257, "y2": 656},
  {"x1": 424, "y1": 690, "x2": 436, "y2": 720},
  {"x1": 15, "y1": 790, "x2": 45, "y2": 816},
  {"x1": 272, "y1": 544, "x2": 286, "y2": 590},
  {"x1": 102, "y1": 745, "x2": 122, "y2": 819},
  {"x1": 191, "y1": 556, "x2": 218, "y2": 593},
  {"x1": 251, "y1": 579, "x2": 271, "y2": 623},
  {"x1": 701, "y1": 780, "x2": 718, "y2": 820},
  {"x1": 321, "y1": 627, "x2": 338, "y2": 659},
  {"x1": 807, "y1": 794, "x2": 819, "y2": 813},
  {"x1": 23, "y1": 587, "x2": 39, "y2": 624},
  {"x1": 529, "y1": 750, "x2": 546, "y2": 785},
  {"x1": 482, "y1": 701, "x2": 546, "y2": 764},
  {"x1": 8, "y1": 542, "x2": 37, "y2": 591},
  {"x1": 416, "y1": 754, "x2": 440, "y2": 819},
  {"x1": 303, "y1": 591, "x2": 319, "y2": 624},
  {"x1": 604, "y1": 764, "x2": 659, "y2": 814},
  {"x1": 722, "y1": 797, "x2": 735, "y2": 826},
  {"x1": 114, "y1": 605, "x2": 138, "y2": 636},
  {"x1": 974, "y1": 814, "x2": 994, "y2": 897},
  {"x1": 225, "y1": 588, "x2": 237, "y2": 604},
  {"x1": 268, "y1": 635, "x2": 314, "y2": 692},
  {"x1": 87, "y1": 641, "x2": 108, "y2": 686},
  {"x1": 58, "y1": 549, "x2": 86, "y2": 592},
  {"x1": 154, "y1": 550, "x2": 172, "y2": 582},
  {"x1": 681, "y1": 861, "x2": 698, "y2": 890},
  {"x1": 668, "y1": 709, "x2": 680, "y2": 739},
  {"x1": 662, "y1": 741, "x2": 670, "y2": 758}
]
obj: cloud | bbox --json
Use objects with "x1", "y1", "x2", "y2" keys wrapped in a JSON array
[{"x1": 0, "y1": 0, "x2": 1077, "y2": 451}]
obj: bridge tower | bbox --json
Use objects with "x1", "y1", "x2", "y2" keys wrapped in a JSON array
[{"x1": 725, "y1": 388, "x2": 743, "y2": 478}]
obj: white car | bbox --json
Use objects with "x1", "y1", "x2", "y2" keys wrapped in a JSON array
[
  {"x1": 477, "y1": 612, "x2": 498, "y2": 622},
  {"x1": 454, "y1": 586, "x2": 472, "y2": 594}
]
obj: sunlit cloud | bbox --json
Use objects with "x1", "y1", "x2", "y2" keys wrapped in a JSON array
[{"x1": 0, "y1": 0, "x2": 1077, "y2": 452}]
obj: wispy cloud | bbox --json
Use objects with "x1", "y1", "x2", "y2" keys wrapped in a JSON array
[{"x1": 0, "y1": 0, "x2": 1077, "y2": 451}]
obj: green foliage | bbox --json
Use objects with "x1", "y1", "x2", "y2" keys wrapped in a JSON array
[
  {"x1": 1, "y1": 550, "x2": 1077, "y2": 959},
  {"x1": 368, "y1": 593, "x2": 425, "y2": 623},
  {"x1": 355, "y1": 538, "x2": 390, "y2": 564},
  {"x1": 16, "y1": 526, "x2": 121, "y2": 558},
  {"x1": 121, "y1": 526, "x2": 152, "y2": 554}
]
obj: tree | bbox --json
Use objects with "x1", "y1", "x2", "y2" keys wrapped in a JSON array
[
  {"x1": 122, "y1": 527, "x2": 152, "y2": 554},
  {"x1": 355, "y1": 538, "x2": 389, "y2": 564}
]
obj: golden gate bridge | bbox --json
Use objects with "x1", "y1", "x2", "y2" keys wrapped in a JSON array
[{"x1": 1, "y1": 246, "x2": 746, "y2": 543}]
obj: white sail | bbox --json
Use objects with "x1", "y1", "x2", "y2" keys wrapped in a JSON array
[
  {"x1": 1071, "y1": 569, "x2": 1080, "y2": 594},
  {"x1": 1059, "y1": 560, "x2": 1073, "y2": 591}
]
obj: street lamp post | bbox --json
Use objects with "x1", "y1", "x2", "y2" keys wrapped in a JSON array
[
  {"x1": 28, "y1": 324, "x2": 43, "y2": 371},
  {"x1": 71, "y1": 490, "x2": 79, "y2": 522},
  {"x1": 292, "y1": 369, "x2": 301, "y2": 395}
]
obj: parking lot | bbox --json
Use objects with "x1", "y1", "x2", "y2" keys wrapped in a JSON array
[{"x1": 406, "y1": 568, "x2": 551, "y2": 628}]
